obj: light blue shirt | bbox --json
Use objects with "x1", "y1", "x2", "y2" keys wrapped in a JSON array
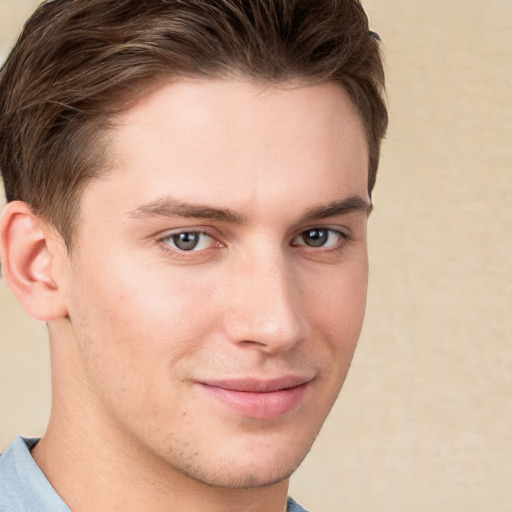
[
  {"x1": 0, "y1": 436, "x2": 309, "y2": 511},
  {"x1": 0, "y1": 437, "x2": 69, "y2": 512}
]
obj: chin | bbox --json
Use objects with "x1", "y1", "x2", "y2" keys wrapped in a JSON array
[
  {"x1": 166, "y1": 431, "x2": 317, "y2": 490},
  {"x1": 183, "y1": 458, "x2": 301, "y2": 490}
]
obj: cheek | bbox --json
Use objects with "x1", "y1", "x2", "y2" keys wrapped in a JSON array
[
  {"x1": 302, "y1": 257, "x2": 368, "y2": 361},
  {"x1": 64, "y1": 263, "x2": 222, "y2": 440},
  {"x1": 66, "y1": 256, "x2": 217, "y2": 393}
]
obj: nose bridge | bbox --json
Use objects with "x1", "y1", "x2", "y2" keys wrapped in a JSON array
[{"x1": 224, "y1": 245, "x2": 309, "y2": 352}]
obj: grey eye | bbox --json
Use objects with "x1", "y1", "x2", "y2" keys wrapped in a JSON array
[
  {"x1": 172, "y1": 232, "x2": 201, "y2": 251},
  {"x1": 301, "y1": 228, "x2": 329, "y2": 247},
  {"x1": 160, "y1": 230, "x2": 217, "y2": 254},
  {"x1": 294, "y1": 228, "x2": 344, "y2": 248}
]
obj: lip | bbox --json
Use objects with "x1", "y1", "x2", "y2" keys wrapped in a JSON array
[{"x1": 197, "y1": 376, "x2": 313, "y2": 419}]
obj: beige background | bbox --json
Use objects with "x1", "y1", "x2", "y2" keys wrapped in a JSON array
[{"x1": 1, "y1": 1, "x2": 511, "y2": 511}]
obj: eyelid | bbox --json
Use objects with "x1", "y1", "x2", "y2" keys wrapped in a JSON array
[
  {"x1": 157, "y1": 227, "x2": 222, "y2": 256},
  {"x1": 293, "y1": 226, "x2": 350, "y2": 241},
  {"x1": 291, "y1": 227, "x2": 352, "y2": 251}
]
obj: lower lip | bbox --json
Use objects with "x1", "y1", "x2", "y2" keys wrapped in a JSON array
[{"x1": 198, "y1": 383, "x2": 309, "y2": 419}]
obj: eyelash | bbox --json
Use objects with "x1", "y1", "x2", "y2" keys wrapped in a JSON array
[
  {"x1": 291, "y1": 228, "x2": 351, "y2": 250},
  {"x1": 157, "y1": 227, "x2": 352, "y2": 258},
  {"x1": 158, "y1": 230, "x2": 220, "y2": 256}
]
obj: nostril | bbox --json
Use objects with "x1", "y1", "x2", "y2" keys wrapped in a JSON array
[{"x1": 240, "y1": 339, "x2": 267, "y2": 349}]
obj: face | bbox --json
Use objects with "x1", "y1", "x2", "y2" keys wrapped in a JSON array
[{"x1": 57, "y1": 79, "x2": 370, "y2": 488}]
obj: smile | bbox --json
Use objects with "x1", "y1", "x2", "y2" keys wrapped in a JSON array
[{"x1": 197, "y1": 376, "x2": 313, "y2": 419}]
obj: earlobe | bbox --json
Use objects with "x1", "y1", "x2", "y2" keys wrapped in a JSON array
[{"x1": 0, "y1": 201, "x2": 68, "y2": 321}]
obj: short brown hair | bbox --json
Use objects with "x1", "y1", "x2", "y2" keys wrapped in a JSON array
[{"x1": 0, "y1": 0, "x2": 387, "y2": 245}]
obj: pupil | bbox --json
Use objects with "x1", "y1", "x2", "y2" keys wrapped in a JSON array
[
  {"x1": 173, "y1": 232, "x2": 199, "y2": 251},
  {"x1": 304, "y1": 229, "x2": 328, "y2": 247}
]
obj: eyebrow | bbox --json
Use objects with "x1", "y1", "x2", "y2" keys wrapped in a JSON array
[
  {"x1": 299, "y1": 195, "x2": 373, "y2": 222},
  {"x1": 127, "y1": 197, "x2": 245, "y2": 223},
  {"x1": 127, "y1": 194, "x2": 372, "y2": 224}
]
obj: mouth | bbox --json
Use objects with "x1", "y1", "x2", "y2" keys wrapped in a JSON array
[{"x1": 197, "y1": 376, "x2": 313, "y2": 419}]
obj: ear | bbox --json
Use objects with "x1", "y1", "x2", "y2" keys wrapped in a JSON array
[{"x1": 0, "y1": 201, "x2": 69, "y2": 321}]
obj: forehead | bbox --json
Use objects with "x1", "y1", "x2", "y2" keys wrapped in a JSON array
[{"x1": 82, "y1": 79, "x2": 369, "y2": 220}]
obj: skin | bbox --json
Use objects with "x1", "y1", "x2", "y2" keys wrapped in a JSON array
[{"x1": 1, "y1": 79, "x2": 370, "y2": 512}]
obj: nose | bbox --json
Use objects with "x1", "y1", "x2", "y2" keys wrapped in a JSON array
[{"x1": 222, "y1": 250, "x2": 310, "y2": 354}]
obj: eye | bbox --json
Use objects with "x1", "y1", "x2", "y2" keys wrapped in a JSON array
[
  {"x1": 293, "y1": 228, "x2": 344, "y2": 248},
  {"x1": 161, "y1": 231, "x2": 214, "y2": 252}
]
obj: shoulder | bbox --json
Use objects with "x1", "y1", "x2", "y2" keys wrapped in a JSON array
[
  {"x1": 287, "y1": 496, "x2": 312, "y2": 512},
  {"x1": 0, "y1": 436, "x2": 69, "y2": 512},
  {"x1": 0, "y1": 437, "x2": 35, "y2": 511}
]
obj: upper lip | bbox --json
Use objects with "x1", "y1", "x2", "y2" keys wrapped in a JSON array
[{"x1": 199, "y1": 375, "x2": 313, "y2": 393}]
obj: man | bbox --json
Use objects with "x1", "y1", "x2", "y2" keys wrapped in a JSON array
[{"x1": 0, "y1": 0, "x2": 387, "y2": 510}]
